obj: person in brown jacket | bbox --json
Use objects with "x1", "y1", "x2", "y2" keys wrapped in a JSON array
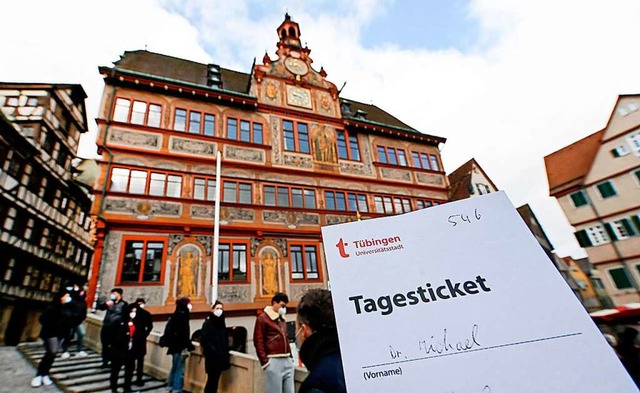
[{"x1": 253, "y1": 292, "x2": 293, "y2": 393}]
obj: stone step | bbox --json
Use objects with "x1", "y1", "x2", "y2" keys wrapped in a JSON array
[
  {"x1": 90, "y1": 379, "x2": 167, "y2": 393},
  {"x1": 49, "y1": 359, "x2": 104, "y2": 373},
  {"x1": 53, "y1": 366, "x2": 111, "y2": 380},
  {"x1": 66, "y1": 377, "x2": 166, "y2": 393},
  {"x1": 17, "y1": 343, "x2": 166, "y2": 393},
  {"x1": 58, "y1": 370, "x2": 123, "y2": 386},
  {"x1": 31, "y1": 354, "x2": 102, "y2": 365}
]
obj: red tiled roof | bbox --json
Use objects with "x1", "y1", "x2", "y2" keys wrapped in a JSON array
[
  {"x1": 447, "y1": 159, "x2": 475, "y2": 201},
  {"x1": 107, "y1": 50, "x2": 432, "y2": 134},
  {"x1": 544, "y1": 130, "x2": 604, "y2": 196},
  {"x1": 447, "y1": 158, "x2": 498, "y2": 201}
]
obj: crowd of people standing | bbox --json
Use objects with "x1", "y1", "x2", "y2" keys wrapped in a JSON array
[{"x1": 30, "y1": 286, "x2": 347, "y2": 393}]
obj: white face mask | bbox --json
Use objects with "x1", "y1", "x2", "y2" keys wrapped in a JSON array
[
  {"x1": 110, "y1": 294, "x2": 117, "y2": 301},
  {"x1": 187, "y1": 304, "x2": 193, "y2": 311},
  {"x1": 129, "y1": 312, "x2": 136, "y2": 319},
  {"x1": 213, "y1": 309, "x2": 223, "y2": 317},
  {"x1": 138, "y1": 304, "x2": 145, "y2": 309},
  {"x1": 278, "y1": 307, "x2": 287, "y2": 317}
]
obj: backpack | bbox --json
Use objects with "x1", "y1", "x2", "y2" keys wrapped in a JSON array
[{"x1": 159, "y1": 317, "x2": 172, "y2": 348}]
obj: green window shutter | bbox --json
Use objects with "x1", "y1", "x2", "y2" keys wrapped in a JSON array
[
  {"x1": 604, "y1": 223, "x2": 618, "y2": 241},
  {"x1": 574, "y1": 230, "x2": 592, "y2": 247},
  {"x1": 621, "y1": 218, "x2": 637, "y2": 236},
  {"x1": 632, "y1": 216, "x2": 640, "y2": 234},
  {"x1": 610, "y1": 268, "x2": 633, "y2": 290},
  {"x1": 597, "y1": 181, "x2": 617, "y2": 198},
  {"x1": 570, "y1": 191, "x2": 588, "y2": 207}
]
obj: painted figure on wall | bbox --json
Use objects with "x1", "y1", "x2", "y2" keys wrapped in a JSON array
[
  {"x1": 178, "y1": 248, "x2": 199, "y2": 297},
  {"x1": 261, "y1": 252, "x2": 278, "y2": 296},
  {"x1": 312, "y1": 125, "x2": 337, "y2": 164}
]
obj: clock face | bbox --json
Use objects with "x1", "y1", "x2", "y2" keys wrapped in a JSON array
[
  {"x1": 284, "y1": 57, "x2": 309, "y2": 76},
  {"x1": 287, "y1": 86, "x2": 312, "y2": 109}
]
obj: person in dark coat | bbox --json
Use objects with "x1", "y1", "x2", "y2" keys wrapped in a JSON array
[
  {"x1": 98, "y1": 288, "x2": 128, "y2": 368},
  {"x1": 109, "y1": 304, "x2": 144, "y2": 393},
  {"x1": 61, "y1": 283, "x2": 88, "y2": 358},
  {"x1": 618, "y1": 326, "x2": 640, "y2": 387},
  {"x1": 31, "y1": 290, "x2": 74, "y2": 388},
  {"x1": 200, "y1": 300, "x2": 230, "y2": 393},
  {"x1": 166, "y1": 297, "x2": 195, "y2": 393},
  {"x1": 296, "y1": 289, "x2": 346, "y2": 393},
  {"x1": 132, "y1": 298, "x2": 153, "y2": 387}
]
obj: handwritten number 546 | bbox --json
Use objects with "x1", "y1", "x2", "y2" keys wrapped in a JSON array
[{"x1": 448, "y1": 209, "x2": 481, "y2": 227}]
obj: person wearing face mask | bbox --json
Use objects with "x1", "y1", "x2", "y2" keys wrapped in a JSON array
[
  {"x1": 131, "y1": 298, "x2": 153, "y2": 387},
  {"x1": 200, "y1": 300, "x2": 230, "y2": 393},
  {"x1": 165, "y1": 297, "x2": 195, "y2": 393},
  {"x1": 98, "y1": 288, "x2": 128, "y2": 368},
  {"x1": 31, "y1": 290, "x2": 74, "y2": 388},
  {"x1": 109, "y1": 304, "x2": 142, "y2": 393},
  {"x1": 61, "y1": 283, "x2": 88, "y2": 359},
  {"x1": 296, "y1": 289, "x2": 346, "y2": 393},
  {"x1": 253, "y1": 292, "x2": 294, "y2": 393}
]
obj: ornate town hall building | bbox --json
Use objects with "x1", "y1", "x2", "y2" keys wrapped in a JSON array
[{"x1": 88, "y1": 15, "x2": 449, "y2": 317}]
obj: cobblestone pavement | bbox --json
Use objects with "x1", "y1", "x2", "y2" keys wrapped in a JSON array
[
  {"x1": 3, "y1": 344, "x2": 170, "y2": 393},
  {"x1": 0, "y1": 345, "x2": 63, "y2": 393}
]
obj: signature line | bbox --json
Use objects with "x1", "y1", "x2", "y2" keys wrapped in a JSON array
[{"x1": 361, "y1": 332, "x2": 583, "y2": 369}]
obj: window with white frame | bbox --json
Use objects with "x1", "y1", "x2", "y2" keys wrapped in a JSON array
[
  {"x1": 628, "y1": 132, "x2": 640, "y2": 155},
  {"x1": 611, "y1": 218, "x2": 637, "y2": 239},
  {"x1": 611, "y1": 144, "x2": 630, "y2": 157},
  {"x1": 586, "y1": 225, "x2": 610, "y2": 246}
]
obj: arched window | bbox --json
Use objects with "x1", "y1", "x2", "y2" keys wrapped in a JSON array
[
  {"x1": 288, "y1": 27, "x2": 296, "y2": 37},
  {"x1": 281, "y1": 28, "x2": 287, "y2": 38}
]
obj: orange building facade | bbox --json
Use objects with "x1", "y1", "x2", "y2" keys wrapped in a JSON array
[{"x1": 88, "y1": 15, "x2": 449, "y2": 317}]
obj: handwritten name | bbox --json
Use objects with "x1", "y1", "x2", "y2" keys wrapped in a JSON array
[{"x1": 419, "y1": 324, "x2": 481, "y2": 355}]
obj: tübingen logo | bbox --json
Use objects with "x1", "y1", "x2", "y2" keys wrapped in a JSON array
[{"x1": 335, "y1": 235, "x2": 404, "y2": 259}]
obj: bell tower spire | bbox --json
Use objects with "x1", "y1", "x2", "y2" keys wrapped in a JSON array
[{"x1": 275, "y1": 13, "x2": 310, "y2": 58}]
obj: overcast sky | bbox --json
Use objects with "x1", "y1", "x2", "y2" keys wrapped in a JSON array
[{"x1": 4, "y1": 0, "x2": 640, "y2": 259}]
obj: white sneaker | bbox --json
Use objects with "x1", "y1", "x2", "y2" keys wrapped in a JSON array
[
  {"x1": 75, "y1": 351, "x2": 87, "y2": 358},
  {"x1": 42, "y1": 376, "x2": 53, "y2": 386},
  {"x1": 30, "y1": 376, "x2": 42, "y2": 388},
  {"x1": 60, "y1": 352, "x2": 70, "y2": 359}
]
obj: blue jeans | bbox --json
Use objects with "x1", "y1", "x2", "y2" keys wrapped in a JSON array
[
  {"x1": 167, "y1": 352, "x2": 186, "y2": 392},
  {"x1": 62, "y1": 324, "x2": 85, "y2": 352}
]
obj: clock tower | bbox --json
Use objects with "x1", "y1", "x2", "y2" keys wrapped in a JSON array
[{"x1": 251, "y1": 13, "x2": 340, "y2": 115}]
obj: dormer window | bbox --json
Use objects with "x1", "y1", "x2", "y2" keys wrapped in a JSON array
[
  {"x1": 341, "y1": 100, "x2": 352, "y2": 115},
  {"x1": 355, "y1": 109, "x2": 368, "y2": 120},
  {"x1": 207, "y1": 64, "x2": 222, "y2": 88}
]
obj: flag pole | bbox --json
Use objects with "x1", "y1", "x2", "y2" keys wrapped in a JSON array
[{"x1": 211, "y1": 150, "x2": 222, "y2": 303}]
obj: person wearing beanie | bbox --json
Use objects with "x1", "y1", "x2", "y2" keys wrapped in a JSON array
[
  {"x1": 200, "y1": 300, "x2": 230, "y2": 393},
  {"x1": 98, "y1": 287, "x2": 128, "y2": 368},
  {"x1": 132, "y1": 298, "x2": 153, "y2": 386},
  {"x1": 165, "y1": 297, "x2": 195, "y2": 392},
  {"x1": 31, "y1": 290, "x2": 75, "y2": 388}
]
